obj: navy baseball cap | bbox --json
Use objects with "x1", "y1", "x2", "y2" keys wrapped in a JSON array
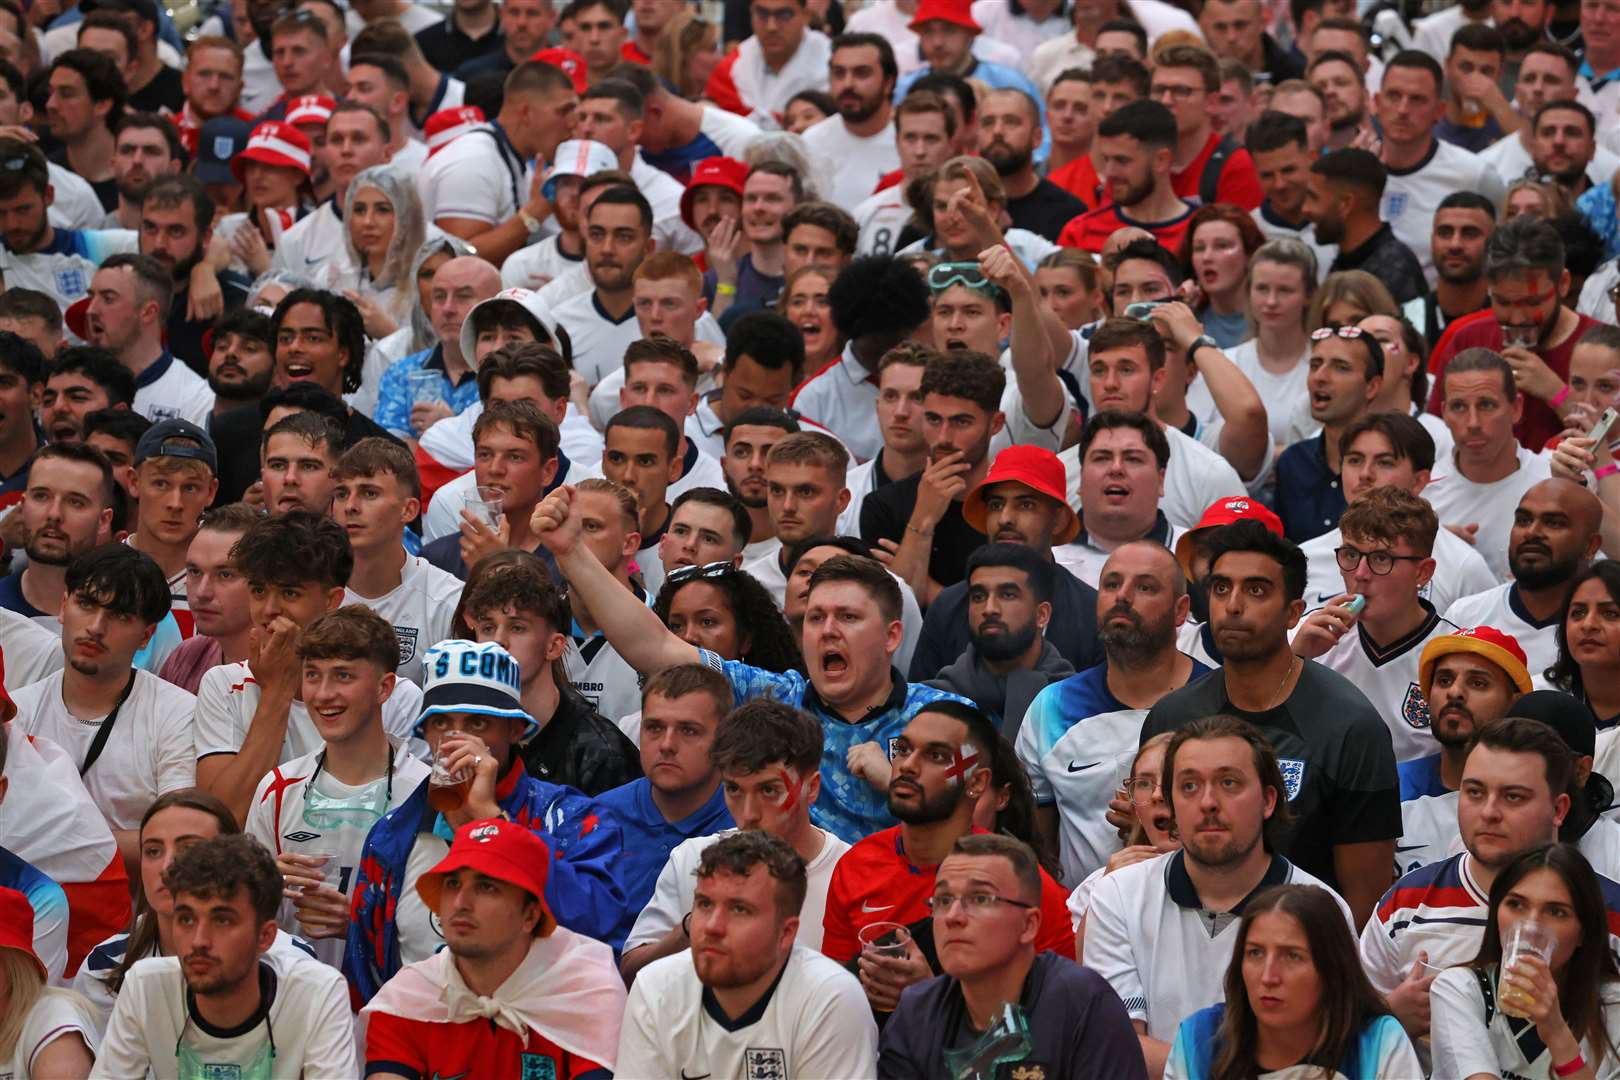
[
  {"x1": 134, "y1": 419, "x2": 218, "y2": 475},
  {"x1": 195, "y1": 116, "x2": 252, "y2": 185}
]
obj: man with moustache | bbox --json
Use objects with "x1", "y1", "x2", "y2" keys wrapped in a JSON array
[
  {"x1": 1445, "y1": 478, "x2": 1604, "y2": 678},
  {"x1": 1303, "y1": 148, "x2": 1427, "y2": 305},
  {"x1": 800, "y1": 34, "x2": 899, "y2": 212},
  {"x1": 1307, "y1": 50, "x2": 1373, "y2": 151},
  {"x1": 1526, "y1": 101, "x2": 1603, "y2": 200},
  {"x1": 1479, "y1": 44, "x2": 1620, "y2": 185},
  {"x1": 1392, "y1": 627, "x2": 1532, "y2": 871},
  {"x1": 206, "y1": 310, "x2": 276, "y2": 421},
  {"x1": 1404, "y1": 194, "x2": 1495, "y2": 350},
  {"x1": 138, "y1": 175, "x2": 250, "y2": 376},
  {"x1": 923, "y1": 544, "x2": 1074, "y2": 739},
  {"x1": 1018, "y1": 540, "x2": 1209, "y2": 886},
  {"x1": 821, "y1": 701, "x2": 1077, "y2": 1013}
]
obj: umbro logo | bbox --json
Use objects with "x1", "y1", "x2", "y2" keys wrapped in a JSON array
[
  {"x1": 283, "y1": 830, "x2": 320, "y2": 843},
  {"x1": 1067, "y1": 760, "x2": 1100, "y2": 772}
]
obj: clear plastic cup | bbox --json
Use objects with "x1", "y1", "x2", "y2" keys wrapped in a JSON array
[
  {"x1": 285, "y1": 850, "x2": 337, "y2": 895},
  {"x1": 428, "y1": 745, "x2": 473, "y2": 813},
  {"x1": 463, "y1": 485, "x2": 504, "y2": 530},
  {"x1": 857, "y1": 921, "x2": 912, "y2": 960},
  {"x1": 1498, "y1": 920, "x2": 1556, "y2": 1018},
  {"x1": 407, "y1": 369, "x2": 445, "y2": 406},
  {"x1": 1501, "y1": 324, "x2": 1538, "y2": 351}
]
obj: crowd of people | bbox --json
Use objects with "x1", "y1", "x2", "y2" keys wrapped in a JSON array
[{"x1": 0, "y1": 0, "x2": 1619, "y2": 1074}]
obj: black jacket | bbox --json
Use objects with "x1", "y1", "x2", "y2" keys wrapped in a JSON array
[{"x1": 518, "y1": 686, "x2": 643, "y2": 797}]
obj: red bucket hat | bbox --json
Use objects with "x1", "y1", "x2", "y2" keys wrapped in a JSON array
[
  {"x1": 679, "y1": 156, "x2": 748, "y2": 230},
  {"x1": 910, "y1": 0, "x2": 981, "y2": 33},
  {"x1": 231, "y1": 121, "x2": 312, "y2": 185},
  {"x1": 1173, "y1": 495, "x2": 1284, "y2": 577},
  {"x1": 961, "y1": 445, "x2": 1080, "y2": 545},
  {"x1": 423, "y1": 106, "x2": 488, "y2": 156},
  {"x1": 283, "y1": 94, "x2": 337, "y2": 129},
  {"x1": 415, "y1": 818, "x2": 555, "y2": 936}
]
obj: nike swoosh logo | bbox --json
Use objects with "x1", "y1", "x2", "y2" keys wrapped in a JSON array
[
  {"x1": 1068, "y1": 760, "x2": 1101, "y2": 772},
  {"x1": 1395, "y1": 844, "x2": 1426, "y2": 852},
  {"x1": 303, "y1": 256, "x2": 321, "y2": 265},
  {"x1": 860, "y1": 901, "x2": 893, "y2": 913}
]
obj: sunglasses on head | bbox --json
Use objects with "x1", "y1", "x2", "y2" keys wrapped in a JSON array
[
  {"x1": 666, "y1": 560, "x2": 738, "y2": 586},
  {"x1": 1310, "y1": 325, "x2": 1367, "y2": 341}
]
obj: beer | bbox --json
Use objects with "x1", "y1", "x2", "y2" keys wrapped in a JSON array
[{"x1": 428, "y1": 748, "x2": 472, "y2": 813}]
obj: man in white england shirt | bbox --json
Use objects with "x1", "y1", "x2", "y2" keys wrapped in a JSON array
[
  {"x1": 575, "y1": 78, "x2": 704, "y2": 255},
  {"x1": 194, "y1": 511, "x2": 423, "y2": 824},
  {"x1": 332, "y1": 439, "x2": 463, "y2": 687},
  {"x1": 1479, "y1": 43, "x2": 1620, "y2": 185},
  {"x1": 422, "y1": 59, "x2": 578, "y2": 267},
  {"x1": 620, "y1": 698, "x2": 851, "y2": 980},
  {"x1": 83, "y1": 253, "x2": 214, "y2": 425},
  {"x1": 801, "y1": 33, "x2": 900, "y2": 212},
  {"x1": 1423, "y1": 347, "x2": 1553, "y2": 581},
  {"x1": 553, "y1": 185, "x2": 658, "y2": 387},
  {"x1": 12, "y1": 544, "x2": 195, "y2": 872},
  {"x1": 703, "y1": 0, "x2": 832, "y2": 125},
  {"x1": 342, "y1": 53, "x2": 429, "y2": 174},
  {"x1": 853, "y1": 89, "x2": 955, "y2": 256},
  {"x1": 1445, "y1": 477, "x2": 1603, "y2": 678}
]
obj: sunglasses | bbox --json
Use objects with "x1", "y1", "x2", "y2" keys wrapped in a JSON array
[
  {"x1": 1309, "y1": 325, "x2": 1368, "y2": 341},
  {"x1": 666, "y1": 560, "x2": 738, "y2": 585}
]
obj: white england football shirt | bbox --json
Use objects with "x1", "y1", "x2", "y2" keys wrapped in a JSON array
[
  {"x1": 552, "y1": 289, "x2": 643, "y2": 388},
  {"x1": 419, "y1": 126, "x2": 528, "y2": 227},
  {"x1": 1432, "y1": 966, "x2": 1620, "y2": 1080},
  {"x1": 616, "y1": 945, "x2": 878, "y2": 1079},
  {"x1": 1443, "y1": 582, "x2": 1561, "y2": 685},
  {"x1": 343, "y1": 556, "x2": 465, "y2": 686},
  {"x1": 623, "y1": 827, "x2": 850, "y2": 954},
  {"x1": 11, "y1": 669, "x2": 196, "y2": 831},
  {"x1": 853, "y1": 184, "x2": 911, "y2": 257},
  {"x1": 800, "y1": 117, "x2": 900, "y2": 212},
  {"x1": 270, "y1": 201, "x2": 344, "y2": 281},
  {"x1": 193, "y1": 659, "x2": 425, "y2": 764},
  {"x1": 0, "y1": 607, "x2": 62, "y2": 692},
  {"x1": 1300, "y1": 524, "x2": 1496, "y2": 615},
  {"x1": 131, "y1": 354, "x2": 214, "y2": 426},
  {"x1": 630, "y1": 153, "x2": 704, "y2": 255},
  {"x1": 1190, "y1": 337, "x2": 1317, "y2": 447},
  {"x1": 1059, "y1": 424, "x2": 1247, "y2": 531},
  {"x1": 566, "y1": 637, "x2": 642, "y2": 728},
  {"x1": 0, "y1": 228, "x2": 137, "y2": 314},
  {"x1": 1307, "y1": 608, "x2": 1461, "y2": 763},
  {"x1": 47, "y1": 164, "x2": 106, "y2": 231},
  {"x1": 244, "y1": 743, "x2": 430, "y2": 969},
  {"x1": 1423, "y1": 446, "x2": 1552, "y2": 580},
  {"x1": 499, "y1": 234, "x2": 581, "y2": 291},
  {"x1": 1479, "y1": 129, "x2": 1620, "y2": 189},
  {"x1": 1382, "y1": 141, "x2": 1506, "y2": 283}
]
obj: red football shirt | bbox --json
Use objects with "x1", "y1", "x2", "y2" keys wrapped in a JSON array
[
  {"x1": 366, "y1": 1011, "x2": 610, "y2": 1079},
  {"x1": 1425, "y1": 308, "x2": 1602, "y2": 451},
  {"x1": 820, "y1": 826, "x2": 1077, "y2": 965},
  {"x1": 1048, "y1": 155, "x2": 1104, "y2": 208},
  {"x1": 1170, "y1": 132, "x2": 1264, "y2": 211},
  {"x1": 1057, "y1": 201, "x2": 1197, "y2": 254}
]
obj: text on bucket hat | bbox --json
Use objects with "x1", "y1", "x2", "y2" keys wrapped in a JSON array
[
  {"x1": 959, "y1": 445, "x2": 1080, "y2": 545},
  {"x1": 1418, "y1": 626, "x2": 1533, "y2": 697},
  {"x1": 414, "y1": 639, "x2": 539, "y2": 741},
  {"x1": 415, "y1": 818, "x2": 555, "y2": 936}
]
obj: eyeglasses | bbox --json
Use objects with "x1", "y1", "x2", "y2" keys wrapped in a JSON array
[
  {"x1": 665, "y1": 560, "x2": 738, "y2": 585},
  {"x1": 1310, "y1": 325, "x2": 1368, "y2": 341},
  {"x1": 1125, "y1": 773, "x2": 1162, "y2": 802},
  {"x1": 1334, "y1": 544, "x2": 1425, "y2": 575},
  {"x1": 1151, "y1": 83, "x2": 1202, "y2": 100},
  {"x1": 926, "y1": 891, "x2": 1037, "y2": 915}
]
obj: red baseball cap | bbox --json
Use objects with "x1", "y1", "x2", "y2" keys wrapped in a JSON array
[
  {"x1": 910, "y1": 0, "x2": 981, "y2": 33},
  {"x1": 423, "y1": 106, "x2": 488, "y2": 156},
  {"x1": 1173, "y1": 495, "x2": 1284, "y2": 576},
  {"x1": 531, "y1": 47, "x2": 589, "y2": 95},
  {"x1": 231, "y1": 121, "x2": 312, "y2": 185},
  {"x1": 0, "y1": 887, "x2": 44, "y2": 980},
  {"x1": 415, "y1": 818, "x2": 555, "y2": 936},
  {"x1": 679, "y1": 156, "x2": 748, "y2": 230},
  {"x1": 961, "y1": 445, "x2": 1080, "y2": 545},
  {"x1": 1419, "y1": 626, "x2": 1533, "y2": 696}
]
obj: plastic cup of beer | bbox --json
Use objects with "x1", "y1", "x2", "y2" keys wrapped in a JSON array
[
  {"x1": 1498, "y1": 920, "x2": 1556, "y2": 1018},
  {"x1": 428, "y1": 744, "x2": 473, "y2": 813},
  {"x1": 285, "y1": 850, "x2": 337, "y2": 895},
  {"x1": 858, "y1": 921, "x2": 913, "y2": 960},
  {"x1": 464, "y1": 486, "x2": 504, "y2": 531}
]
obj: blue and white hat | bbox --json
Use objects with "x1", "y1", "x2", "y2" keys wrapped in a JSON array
[{"x1": 415, "y1": 639, "x2": 538, "y2": 740}]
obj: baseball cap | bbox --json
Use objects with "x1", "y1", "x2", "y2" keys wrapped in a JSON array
[
  {"x1": 960, "y1": 445, "x2": 1080, "y2": 545},
  {"x1": 415, "y1": 639, "x2": 538, "y2": 740},
  {"x1": 134, "y1": 419, "x2": 220, "y2": 476},
  {"x1": 531, "y1": 47, "x2": 589, "y2": 95},
  {"x1": 457, "y1": 287, "x2": 560, "y2": 363},
  {"x1": 910, "y1": 0, "x2": 981, "y2": 33},
  {"x1": 1418, "y1": 626, "x2": 1533, "y2": 697},
  {"x1": 423, "y1": 106, "x2": 488, "y2": 157},
  {"x1": 415, "y1": 818, "x2": 555, "y2": 936},
  {"x1": 542, "y1": 138, "x2": 618, "y2": 200},
  {"x1": 1173, "y1": 496, "x2": 1285, "y2": 578},
  {"x1": 679, "y1": 156, "x2": 747, "y2": 230},
  {"x1": 231, "y1": 121, "x2": 313, "y2": 185},
  {"x1": 1510, "y1": 689, "x2": 1612, "y2": 826},
  {"x1": 284, "y1": 94, "x2": 337, "y2": 129},
  {"x1": 196, "y1": 115, "x2": 252, "y2": 185},
  {"x1": 0, "y1": 888, "x2": 44, "y2": 980}
]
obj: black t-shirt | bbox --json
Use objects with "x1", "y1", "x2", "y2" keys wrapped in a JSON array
[
  {"x1": 908, "y1": 563, "x2": 1102, "y2": 681},
  {"x1": 1330, "y1": 223, "x2": 1427, "y2": 306},
  {"x1": 860, "y1": 474, "x2": 984, "y2": 590},
  {"x1": 129, "y1": 64, "x2": 185, "y2": 114},
  {"x1": 1006, "y1": 179, "x2": 1088, "y2": 243},
  {"x1": 877, "y1": 952, "x2": 1147, "y2": 1080},
  {"x1": 415, "y1": 19, "x2": 504, "y2": 78},
  {"x1": 1138, "y1": 661, "x2": 1401, "y2": 892},
  {"x1": 168, "y1": 270, "x2": 250, "y2": 377}
]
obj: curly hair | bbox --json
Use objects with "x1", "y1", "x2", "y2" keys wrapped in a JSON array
[
  {"x1": 827, "y1": 256, "x2": 931, "y2": 345},
  {"x1": 652, "y1": 567, "x2": 804, "y2": 673}
]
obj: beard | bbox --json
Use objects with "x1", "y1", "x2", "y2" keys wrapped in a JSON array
[
  {"x1": 209, "y1": 361, "x2": 274, "y2": 401},
  {"x1": 24, "y1": 530, "x2": 73, "y2": 566},
  {"x1": 1183, "y1": 816, "x2": 1264, "y2": 869},
  {"x1": 724, "y1": 472, "x2": 766, "y2": 509},
  {"x1": 1109, "y1": 171, "x2": 1153, "y2": 208},
  {"x1": 983, "y1": 140, "x2": 1033, "y2": 179},
  {"x1": 1498, "y1": 17, "x2": 1540, "y2": 49},
  {"x1": 1327, "y1": 107, "x2": 1365, "y2": 133},
  {"x1": 837, "y1": 90, "x2": 882, "y2": 125},
  {"x1": 888, "y1": 777, "x2": 963, "y2": 824},
  {"x1": 1510, "y1": 549, "x2": 1581, "y2": 590},
  {"x1": 1313, "y1": 211, "x2": 1344, "y2": 245},
  {"x1": 1099, "y1": 602, "x2": 1177, "y2": 663},
  {"x1": 1437, "y1": 253, "x2": 1484, "y2": 285},
  {"x1": 1431, "y1": 703, "x2": 1479, "y2": 748},
  {"x1": 972, "y1": 619, "x2": 1038, "y2": 661}
]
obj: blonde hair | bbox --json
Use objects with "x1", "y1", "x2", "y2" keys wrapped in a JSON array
[
  {"x1": 1307, "y1": 269, "x2": 1397, "y2": 331},
  {"x1": 652, "y1": 10, "x2": 716, "y2": 99},
  {"x1": 575, "y1": 477, "x2": 640, "y2": 533},
  {"x1": 0, "y1": 950, "x2": 92, "y2": 1061}
]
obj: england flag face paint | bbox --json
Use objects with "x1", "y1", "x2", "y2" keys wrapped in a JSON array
[{"x1": 945, "y1": 742, "x2": 982, "y2": 788}]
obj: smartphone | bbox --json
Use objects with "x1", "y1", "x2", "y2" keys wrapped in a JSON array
[
  {"x1": 1590, "y1": 406, "x2": 1619, "y2": 447},
  {"x1": 1344, "y1": 594, "x2": 1367, "y2": 616},
  {"x1": 1124, "y1": 300, "x2": 1168, "y2": 321}
]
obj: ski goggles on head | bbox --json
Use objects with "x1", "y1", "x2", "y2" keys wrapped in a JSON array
[{"x1": 927, "y1": 262, "x2": 1007, "y2": 304}]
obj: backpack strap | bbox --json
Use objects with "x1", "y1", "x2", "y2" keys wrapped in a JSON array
[{"x1": 1199, "y1": 133, "x2": 1240, "y2": 207}]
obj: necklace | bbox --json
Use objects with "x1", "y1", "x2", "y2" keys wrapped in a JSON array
[{"x1": 1267, "y1": 656, "x2": 1299, "y2": 710}]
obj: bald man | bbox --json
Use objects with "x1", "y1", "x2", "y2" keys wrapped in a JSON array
[
  {"x1": 377, "y1": 255, "x2": 504, "y2": 444},
  {"x1": 1445, "y1": 478, "x2": 1603, "y2": 678}
]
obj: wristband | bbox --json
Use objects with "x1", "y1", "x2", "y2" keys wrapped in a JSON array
[
  {"x1": 906, "y1": 523, "x2": 934, "y2": 537},
  {"x1": 517, "y1": 208, "x2": 543, "y2": 235},
  {"x1": 715, "y1": 282, "x2": 737, "y2": 296},
  {"x1": 1550, "y1": 384, "x2": 1571, "y2": 408},
  {"x1": 1553, "y1": 1054, "x2": 1586, "y2": 1077},
  {"x1": 1595, "y1": 463, "x2": 1619, "y2": 480}
]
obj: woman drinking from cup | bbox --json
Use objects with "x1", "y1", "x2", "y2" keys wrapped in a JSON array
[
  {"x1": 1431, "y1": 842, "x2": 1620, "y2": 1080},
  {"x1": 1165, "y1": 883, "x2": 1422, "y2": 1079}
]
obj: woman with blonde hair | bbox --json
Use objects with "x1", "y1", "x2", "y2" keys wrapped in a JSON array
[
  {"x1": 0, "y1": 887, "x2": 95, "y2": 1078},
  {"x1": 779, "y1": 264, "x2": 843, "y2": 371},
  {"x1": 1306, "y1": 269, "x2": 1398, "y2": 330},
  {"x1": 326, "y1": 164, "x2": 427, "y2": 341},
  {"x1": 1035, "y1": 249, "x2": 1105, "y2": 329},
  {"x1": 1505, "y1": 177, "x2": 1572, "y2": 221},
  {"x1": 652, "y1": 10, "x2": 720, "y2": 100}
]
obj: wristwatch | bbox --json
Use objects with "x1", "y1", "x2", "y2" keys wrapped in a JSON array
[{"x1": 1186, "y1": 334, "x2": 1219, "y2": 364}]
